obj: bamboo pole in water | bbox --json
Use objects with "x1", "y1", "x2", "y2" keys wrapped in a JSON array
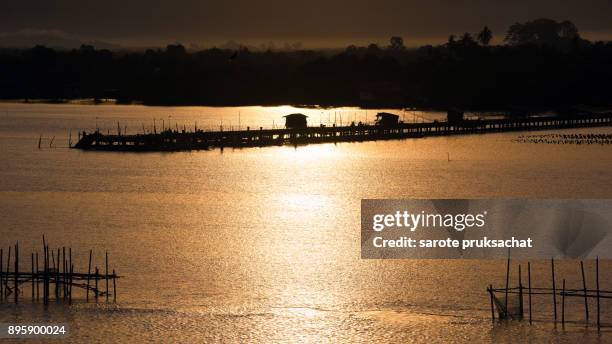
[
  {"x1": 6, "y1": 246, "x2": 11, "y2": 298},
  {"x1": 45, "y1": 245, "x2": 49, "y2": 304},
  {"x1": 62, "y1": 247, "x2": 65, "y2": 299},
  {"x1": 45, "y1": 245, "x2": 50, "y2": 304},
  {"x1": 519, "y1": 264, "x2": 523, "y2": 318},
  {"x1": 95, "y1": 267, "x2": 99, "y2": 301},
  {"x1": 55, "y1": 248, "x2": 60, "y2": 300},
  {"x1": 43, "y1": 246, "x2": 47, "y2": 304},
  {"x1": 505, "y1": 256, "x2": 510, "y2": 315},
  {"x1": 552, "y1": 258, "x2": 557, "y2": 323},
  {"x1": 31, "y1": 252, "x2": 34, "y2": 300},
  {"x1": 105, "y1": 251, "x2": 109, "y2": 301},
  {"x1": 69, "y1": 264, "x2": 73, "y2": 304},
  {"x1": 14, "y1": 242, "x2": 18, "y2": 303},
  {"x1": 1, "y1": 248, "x2": 3, "y2": 298},
  {"x1": 113, "y1": 269, "x2": 117, "y2": 302},
  {"x1": 69, "y1": 248, "x2": 72, "y2": 299},
  {"x1": 528, "y1": 262, "x2": 532, "y2": 324},
  {"x1": 562, "y1": 279, "x2": 566, "y2": 327},
  {"x1": 86, "y1": 250, "x2": 92, "y2": 301},
  {"x1": 596, "y1": 257, "x2": 600, "y2": 330},
  {"x1": 35, "y1": 252, "x2": 39, "y2": 301},
  {"x1": 488, "y1": 284, "x2": 495, "y2": 322},
  {"x1": 581, "y1": 261, "x2": 589, "y2": 324}
]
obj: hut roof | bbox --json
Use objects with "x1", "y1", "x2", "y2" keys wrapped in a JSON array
[
  {"x1": 283, "y1": 113, "x2": 308, "y2": 118},
  {"x1": 376, "y1": 112, "x2": 399, "y2": 119}
]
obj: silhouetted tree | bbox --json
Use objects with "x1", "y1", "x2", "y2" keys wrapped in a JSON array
[
  {"x1": 367, "y1": 43, "x2": 381, "y2": 53},
  {"x1": 559, "y1": 21, "x2": 579, "y2": 40},
  {"x1": 505, "y1": 18, "x2": 580, "y2": 46},
  {"x1": 477, "y1": 26, "x2": 493, "y2": 45},
  {"x1": 389, "y1": 36, "x2": 405, "y2": 50},
  {"x1": 459, "y1": 32, "x2": 476, "y2": 46},
  {"x1": 1, "y1": 19, "x2": 611, "y2": 110},
  {"x1": 165, "y1": 44, "x2": 186, "y2": 56}
]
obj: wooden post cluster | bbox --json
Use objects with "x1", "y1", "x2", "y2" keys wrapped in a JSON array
[
  {"x1": 488, "y1": 257, "x2": 606, "y2": 331},
  {"x1": 0, "y1": 237, "x2": 119, "y2": 304}
]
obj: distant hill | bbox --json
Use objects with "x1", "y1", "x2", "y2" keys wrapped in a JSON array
[{"x1": 0, "y1": 29, "x2": 121, "y2": 50}]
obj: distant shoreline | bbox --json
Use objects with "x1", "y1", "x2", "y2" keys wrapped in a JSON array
[
  {"x1": 0, "y1": 98, "x2": 431, "y2": 110},
  {"x1": 4, "y1": 98, "x2": 605, "y2": 114}
]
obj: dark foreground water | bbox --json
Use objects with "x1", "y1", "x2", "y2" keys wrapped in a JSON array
[{"x1": 1, "y1": 103, "x2": 612, "y2": 343}]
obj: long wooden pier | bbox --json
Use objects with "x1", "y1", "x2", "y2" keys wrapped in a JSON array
[
  {"x1": 0, "y1": 238, "x2": 119, "y2": 304},
  {"x1": 73, "y1": 111, "x2": 612, "y2": 151}
]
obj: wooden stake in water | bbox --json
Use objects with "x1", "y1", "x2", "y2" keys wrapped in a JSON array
[
  {"x1": 69, "y1": 264, "x2": 73, "y2": 304},
  {"x1": 31, "y1": 252, "x2": 34, "y2": 300},
  {"x1": 105, "y1": 251, "x2": 109, "y2": 301},
  {"x1": 596, "y1": 256, "x2": 600, "y2": 330},
  {"x1": 581, "y1": 261, "x2": 589, "y2": 324},
  {"x1": 0, "y1": 248, "x2": 3, "y2": 298},
  {"x1": 519, "y1": 264, "x2": 523, "y2": 318},
  {"x1": 86, "y1": 250, "x2": 92, "y2": 301},
  {"x1": 95, "y1": 267, "x2": 99, "y2": 301},
  {"x1": 56, "y1": 248, "x2": 60, "y2": 300},
  {"x1": 69, "y1": 248, "x2": 72, "y2": 299},
  {"x1": 14, "y1": 242, "x2": 18, "y2": 303},
  {"x1": 505, "y1": 255, "x2": 510, "y2": 315},
  {"x1": 562, "y1": 279, "x2": 566, "y2": 327},
  {"x1": 6, "y1": 246, "x2": 11, "y2": 298},
  {"x1": 552, "y1": 258, "x2": 557, "y2": 323},
  {"x1": 488, "y1": 284, "x2": 495, "y2": 322},
  {"x1": 62, "y1": 247, "x2": 66, "y2": 299},
  {"x1": 36, "y1": 252, "x2": 39, "y2": 300},
  {"x1": 41, "y1": 247, "x2": 44, "y2": 304},
  {"x1": 113, "y1": 269, "x2": 117, "y2": 302},
  {"x1": 528, "y1": 262, "x2": 532, "y2": 324}
]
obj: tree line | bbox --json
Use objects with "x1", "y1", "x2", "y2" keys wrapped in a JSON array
[{"x1": 0, "y1": 18, "x2": 611, "y2": 110}]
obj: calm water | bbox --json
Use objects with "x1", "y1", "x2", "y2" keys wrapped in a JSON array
[{"x1": 1, "y1": 103, "x2": 612, "y2": 343}]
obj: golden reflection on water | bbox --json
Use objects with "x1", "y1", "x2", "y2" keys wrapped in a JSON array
[{"x1": 1, "y1": 103, "x2": 612, "y2": 342}]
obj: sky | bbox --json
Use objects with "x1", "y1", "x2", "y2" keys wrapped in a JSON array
[{"x1": 2, "y1": 0, "x2": 612, "y2": 49}]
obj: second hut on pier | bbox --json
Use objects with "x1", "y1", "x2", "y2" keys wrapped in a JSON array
[
  {"x1": 375, "y1": 112, "x2": 400, "y2": 127},
  {"x1": 284, "y1": 113, "x2": 308, "y2": 129}
]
